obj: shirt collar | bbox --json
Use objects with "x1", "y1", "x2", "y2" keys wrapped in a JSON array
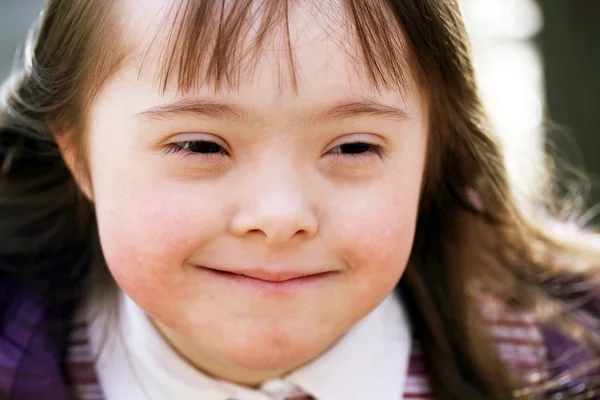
[{"x1": 284, "y1": 293, "x2": 412, "y2": 400}]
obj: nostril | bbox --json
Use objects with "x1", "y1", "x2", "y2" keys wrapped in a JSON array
[{"x1": 229, "y1": 208, "x2": 318, "y2": 242}]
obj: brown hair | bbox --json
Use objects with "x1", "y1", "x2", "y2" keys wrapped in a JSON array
[{"x1": 1, "y1": 0, "x2": 599, "y2": 398}]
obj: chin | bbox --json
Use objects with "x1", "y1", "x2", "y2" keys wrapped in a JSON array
[
  {"x1": 228, "y1": 346, "x2": 314, "y2": 373},
  {"x1": 221, "y1": 329, "x2": 325, "y2": 372}
]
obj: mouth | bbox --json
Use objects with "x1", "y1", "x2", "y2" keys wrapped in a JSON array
[
  {"x1": 214, "y1": 268, "x2": 325, "y2": 282},
  {"x1": 196, "y1": 266, "x2": 336, "y2": 291}
]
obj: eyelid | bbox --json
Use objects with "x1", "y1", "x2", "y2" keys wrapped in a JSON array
[
  {"x1": 166, "y1": 132, "x2": 230, "y2": 149},
  {"x1": 167, "y1": 132, "x2": 220, "y2": 142},
  {"x1": 325, "y1": 133, "x2": 385, "y2": 152}
]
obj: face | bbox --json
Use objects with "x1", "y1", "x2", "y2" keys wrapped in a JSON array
[{"x1": 79, "y1": 0, "x2": 428, "y2": 385}]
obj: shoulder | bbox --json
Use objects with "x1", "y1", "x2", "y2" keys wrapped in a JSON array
[
  {"x1": 0, "y1": 279, "x2": 72, "y2": 399},
  {"x1": 480, "y1": 295, "x2": 600, "y2": 398},
  {"x1": 479, "y1": 297, "x2": 547, "y2": 376}
]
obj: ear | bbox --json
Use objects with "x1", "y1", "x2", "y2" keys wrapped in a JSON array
[{"x1": 55, "y1": 133, "x2": 94, "y2": 201}]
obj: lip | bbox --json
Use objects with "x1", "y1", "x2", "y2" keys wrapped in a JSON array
[
  {"x1": 196, "y1": 266, "x2": 336, "y2": 291},
  {"x1": 214, "y1": 268, "x2": 324, "y2": 282}
]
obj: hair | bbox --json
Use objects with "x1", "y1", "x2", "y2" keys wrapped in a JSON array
[{"x1": 1, "y1": 0, "x2": 599, "y2": 398}]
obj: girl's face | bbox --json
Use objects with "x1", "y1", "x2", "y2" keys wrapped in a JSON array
[{"x1": 80, "y1": 0, "x2": 428, "y2": 384}]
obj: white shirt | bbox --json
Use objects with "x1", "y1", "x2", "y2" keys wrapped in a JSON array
[{"x1": 88, "y1": 291, "x2": 411, "y2": 400}]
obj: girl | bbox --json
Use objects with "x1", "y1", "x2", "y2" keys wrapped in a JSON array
[{"x1": 1, "y1": 0, "x2": 599, "y2": 399}]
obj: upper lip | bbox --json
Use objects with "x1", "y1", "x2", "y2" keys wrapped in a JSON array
[{"x1": 208, "y1": 267, "x2": 329, "y2": 282}]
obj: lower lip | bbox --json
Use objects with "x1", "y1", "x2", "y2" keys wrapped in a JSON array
[{"x1": 196, "y1": 267, "x2": 336, "y2": 292}]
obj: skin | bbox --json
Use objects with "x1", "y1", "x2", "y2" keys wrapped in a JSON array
[{"x1": 62, "y1": 0, "x2": 428, "y2": 386}]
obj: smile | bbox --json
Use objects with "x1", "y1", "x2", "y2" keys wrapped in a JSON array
[{"x1": 196, "y1": 266, "x2": 337, "y2": 291}]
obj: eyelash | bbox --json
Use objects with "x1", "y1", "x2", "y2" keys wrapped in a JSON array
[
  {"x1": 163, "y1": 140, "x2": 385, "y2": 159},
  {"x1": 163, "y1": 141, "x2": 228, "y2": 157},
  {"x1": 328, "y1": 142, "x2": 385, "y2": 159}
]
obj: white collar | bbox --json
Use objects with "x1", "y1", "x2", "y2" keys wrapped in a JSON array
[
  {"x1": 88, "y1": 291, "x2": 411, "y2": 400},
  {"x1": 284, "y1": 293, "x2": 412, "y2": 400}
]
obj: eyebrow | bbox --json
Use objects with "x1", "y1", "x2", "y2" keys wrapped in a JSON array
[
  {"x1": 315, "y1": 99, "x2": 409, "y2": 122},
  {"x1": 136, "y1": 98, "x2": 409, "y2": 123}
]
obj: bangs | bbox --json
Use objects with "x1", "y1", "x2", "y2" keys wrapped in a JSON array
[{"x1": 137, "y1": 0, "x2": 416, "y2": 94}]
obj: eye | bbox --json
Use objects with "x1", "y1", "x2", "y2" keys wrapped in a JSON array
[
  {"x1": 163, "y1": 140, "x2": 228, "y2": 157},
  {"x1": 328, "y1": 142, "x2": 384, "y2": 159}
]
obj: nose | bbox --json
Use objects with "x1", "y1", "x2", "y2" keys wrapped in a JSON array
[{"x1": 229, "y1": 163, "x2": 318, "y2": 245}]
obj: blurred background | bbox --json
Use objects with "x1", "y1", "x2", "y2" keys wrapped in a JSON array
[{"x1": 1, "y1": 0, "x2": 599, "y2": 222}]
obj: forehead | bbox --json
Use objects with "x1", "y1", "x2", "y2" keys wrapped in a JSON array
[{"x1": 116, "y1": 0, "x2": 416, "y2": 97}]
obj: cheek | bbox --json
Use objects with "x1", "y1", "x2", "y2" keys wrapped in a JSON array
[
  {"x1": 333, "y1": 172, "x2": 423, "y2": 297},
  {"x1": 89, "y1": 156, "x2": 222, "y2": 295},
  {"x1": 346, "y1": 197, "x2": 415, "y2": 278}
]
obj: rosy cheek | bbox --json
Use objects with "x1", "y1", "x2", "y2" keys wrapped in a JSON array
[
  {"x1": 337, "y1": 191, "x2": 418, "y2": 285},
  {"x1": 94, "y1": 180, "x2": 211, "y2": 287}
]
